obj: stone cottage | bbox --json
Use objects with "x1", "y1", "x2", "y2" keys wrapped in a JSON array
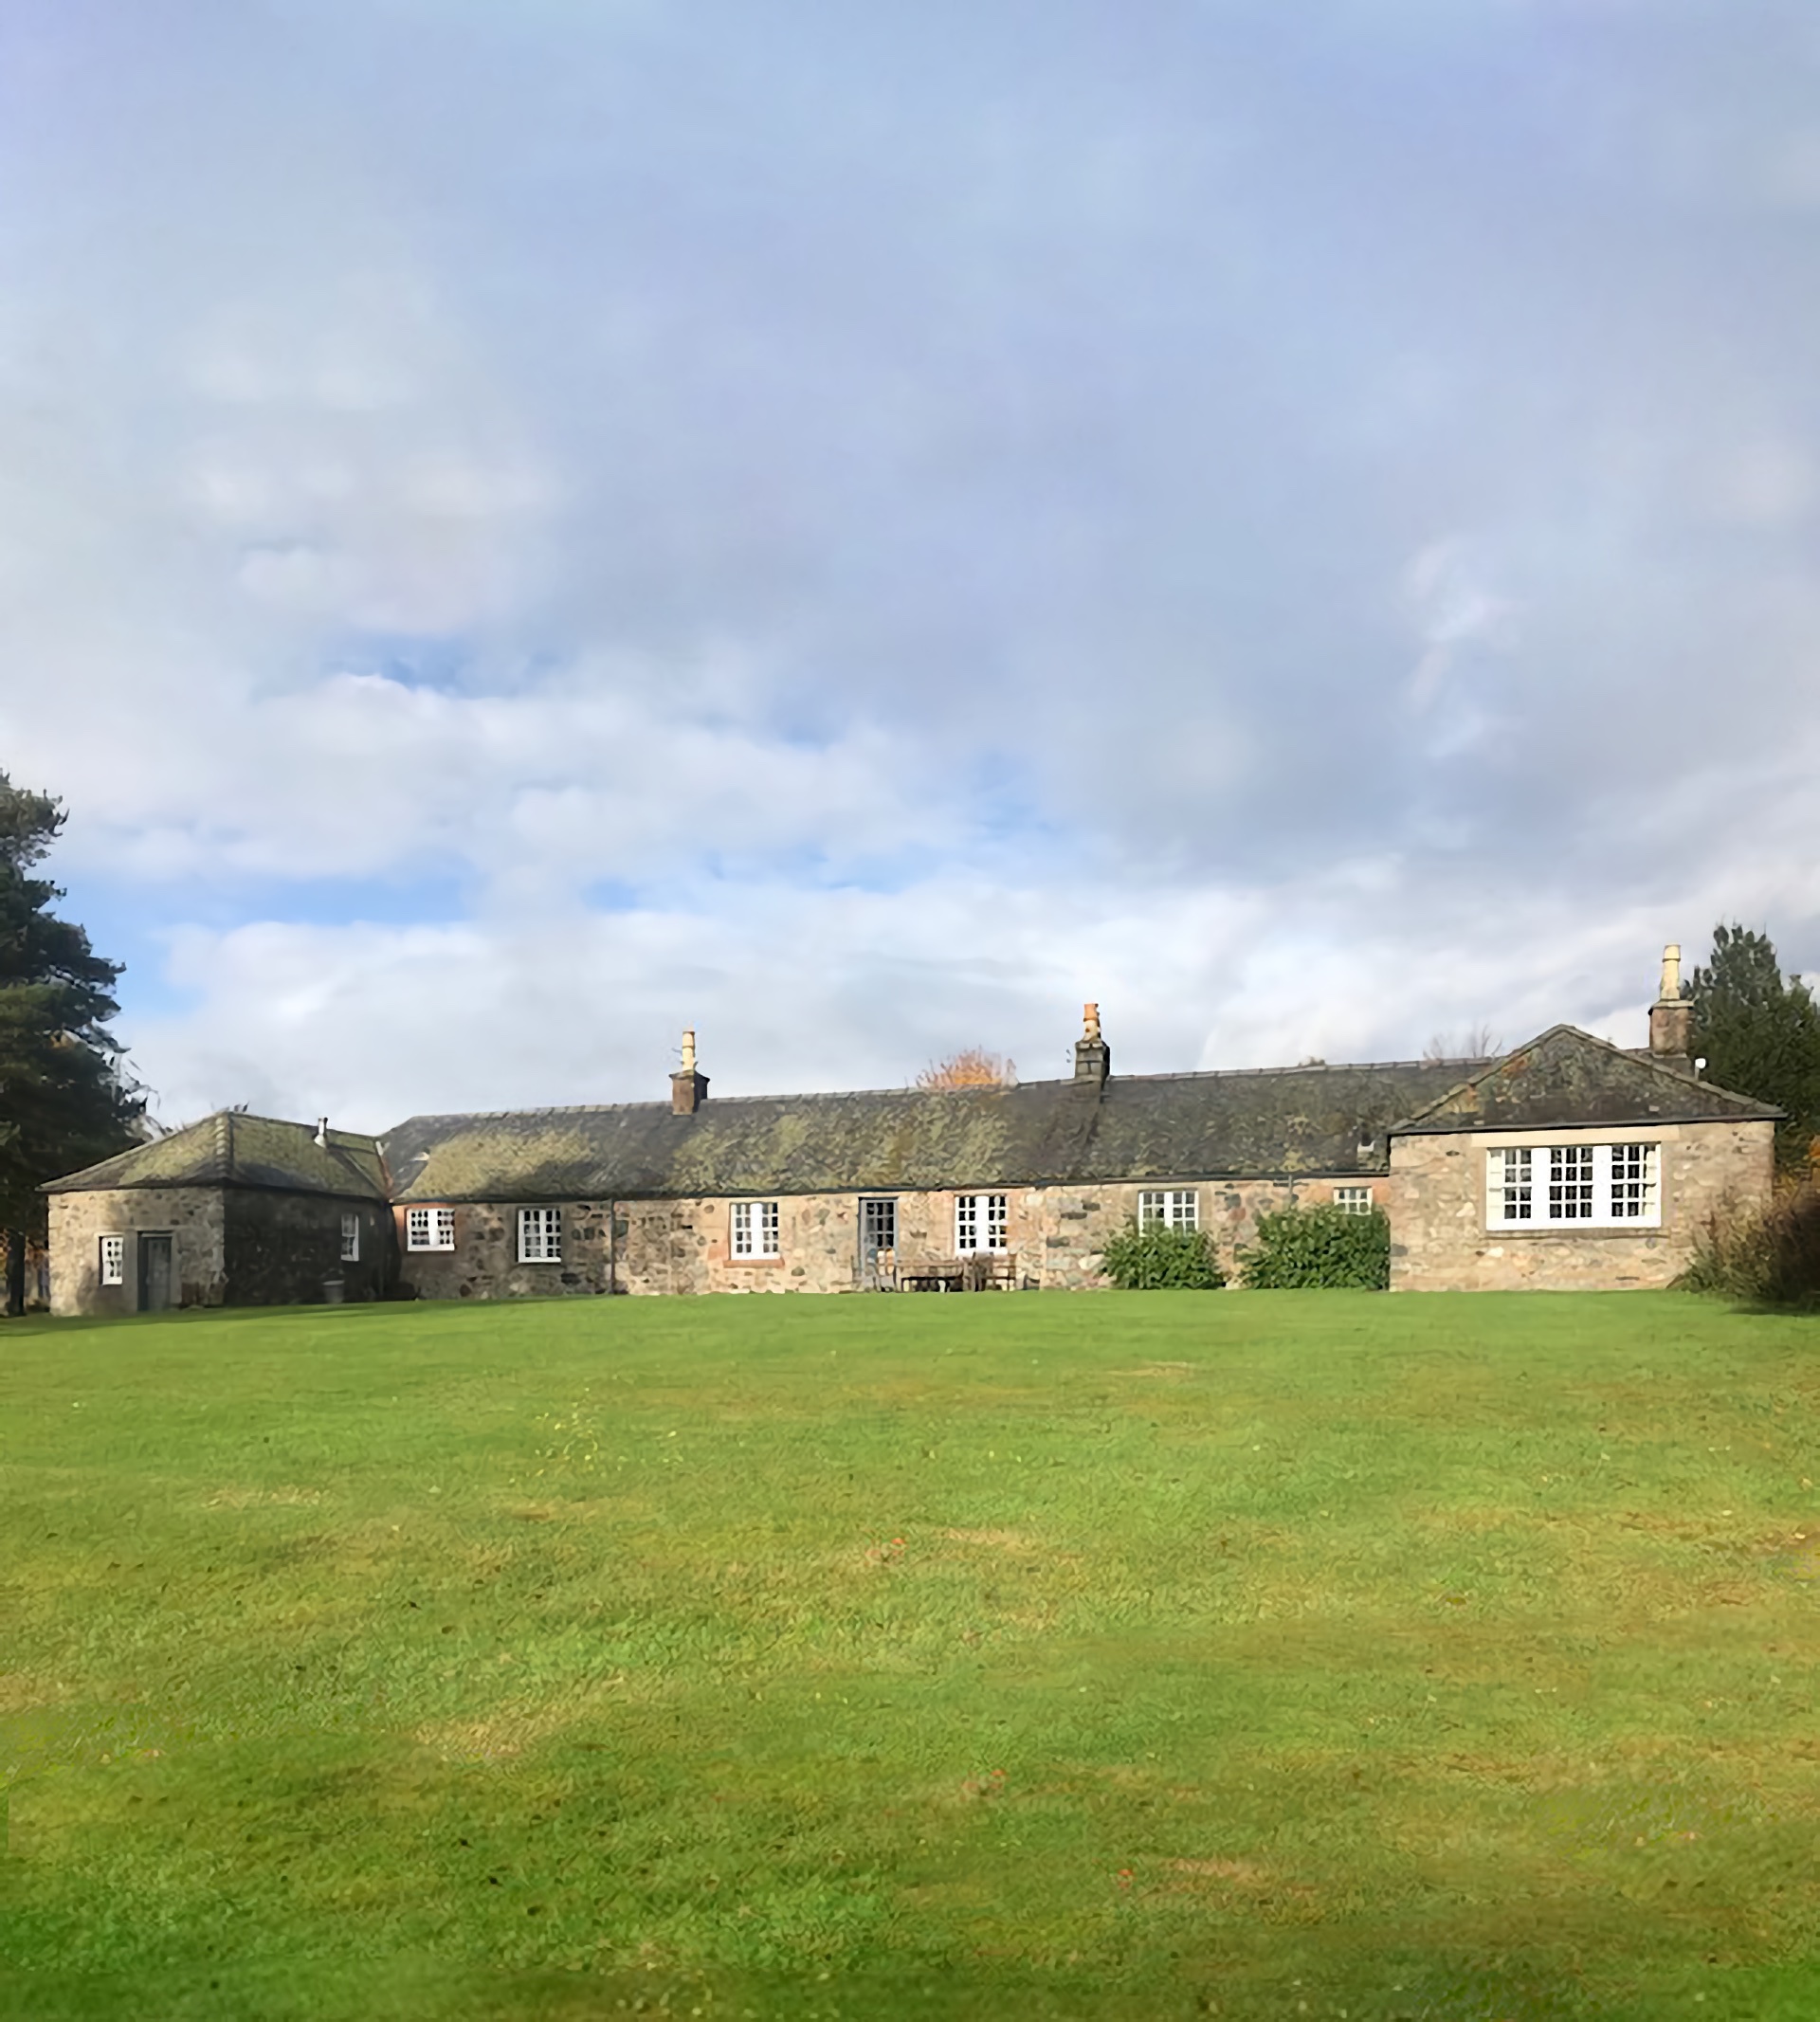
[
  {"x1": 44, "y1": 948, "x2": 1778, "y2": 1313},
  {"x1": 45, "y1": 1112, "x2": 392, "y2": 1315}
]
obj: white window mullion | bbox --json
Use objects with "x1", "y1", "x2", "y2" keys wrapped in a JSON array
[
  {"x1": 518, "y1": 1207, "x2": 561, "y2": 1264},
  {"x1": 731, "y1": 1200, "x2": 780, "y2": 1258},
  {"x1": 1487, "y1": 1142, "x2": 1659, "y2": 1230}
]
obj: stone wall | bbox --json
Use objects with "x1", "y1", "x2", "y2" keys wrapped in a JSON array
[
  {"x1": 223, "y1": 1189, "x2": 393, "y2": 1305},
  {"x1": 48, "y1": 1187, "x2": 228, "y2": 1316},
  {"x1": 1020, "y1": 1175, "x2": 1375, "y2": 1287},
  {"x1": 394, "y1": 1172, "x2": 1383, "y2": 1300},
  {"x1": 395, "y1": 1200, "x2": 618, "y2": 1301},
  {"x1": 1387, "y1": 1119, "x2": 1775, "y2": 1292},
  {"x1": 49, "y1": 1186, "x2": 392, "y2": 1314}
]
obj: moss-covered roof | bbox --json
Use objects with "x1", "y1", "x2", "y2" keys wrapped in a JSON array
[
  {"x1": 1391, "y1": 1026, "x2": 1783, "y2": 1135},
  {"x1": 45, "y1": 1112, "x2": 389, "y2": 1198},
  {"x1": 49, "y1": 1028, "x2": 1776, "y2": 1207},
  {"x1": 380, "y1": 1057, "x2": 1494, "y2": 1203}
]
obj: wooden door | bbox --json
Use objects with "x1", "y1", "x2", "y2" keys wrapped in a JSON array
[{"x1": 138, "y1": 1233, "x2": 173, "y2": 1312}]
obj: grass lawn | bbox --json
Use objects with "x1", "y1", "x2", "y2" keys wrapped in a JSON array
[{"x1": 3, "y1": 1290, "x2": 1818, "y2": 2021}]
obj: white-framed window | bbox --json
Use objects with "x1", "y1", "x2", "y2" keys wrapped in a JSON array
[
  {"x1": 1333, "y1": 1186, "x2": 1374, "y2": 1215},
  {"x1": 518, "y1": 1206, "x2": 562, "y2": 1263},
  {"x1": 340, "y1": 1212, "x2": 360, "y2": 1263},
  {"x1": 1138, "y1": 1189, "x2": 1199, "y2": 1231},
  {"x1": 732, "y1": 1200, "x2": 780, "y2": 1257},
  {"x1": 99, "y1": 1233, "x2": 125, "y2": 1286},
  {"x1": 1486, "y1": 1143, "x2": 1660, "y2": 1229},
  {"x1": 406, "y1": 1206, "x2": 456, "y2": 1252},
  {"x1": 955, "y1": 1193, "x2": 1009, "y2": 1252}
]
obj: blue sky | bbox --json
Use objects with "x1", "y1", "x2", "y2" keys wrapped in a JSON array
[{"x1": 4, "y1": 1, "x2": 1818, "y2": 1128}]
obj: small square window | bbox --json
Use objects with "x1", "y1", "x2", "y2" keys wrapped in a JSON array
[
  {"x1": 99, "y1": 1233, "x2": 125, "y2": 1286},
  {"x1": 731, "y1": 1200, "x2": 780, "y2": 1257},
  {"x1": 407, "y1": 1207, "x2": 456, "y2": 1251},
  {"x1": 1333, "y1": 1186, "x2": 1374, "y2": 1215},
  {"x1": 1138, "y1": 1189, "x2": 1198, "y2": 1231},
  {"x1": 518, "y1": 1206, "x2": 562, "y2": 1264},
  {"x1": 955, "y1": 1193, "x2": 1008, "y2": 1252},
  {"x1": 340, "y1": 1212, "x2": 360, "y2": 1263}
]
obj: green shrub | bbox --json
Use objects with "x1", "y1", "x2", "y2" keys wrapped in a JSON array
[
  {"x1": 1098, "y1": 1220, "x2": 1227, "y2": 1290},
  {"x1": 1677, "y1": 1183, "x2": 1820, "y2": 1307},
  {"x1": 1238, "y1": 1204, "x2": 1390, "y2": 1289}
]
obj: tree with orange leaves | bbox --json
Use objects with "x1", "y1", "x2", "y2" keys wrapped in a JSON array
[{"x1": 916, "y1": 1048, "x2": 1016, "y2": 1089}]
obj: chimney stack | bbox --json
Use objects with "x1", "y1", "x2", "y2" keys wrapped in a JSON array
[
  {"x1": 1648, "y1": 943, "x2": 1693, "y2": 1066},
  {"x1": 1072, "y1": 1001, "x2": 1110, "y2": 1095},
  {"x1": 670, "y1": 1028, "x2": 709, "y2": 1115}
]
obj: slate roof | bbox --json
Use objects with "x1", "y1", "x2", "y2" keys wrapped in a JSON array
[
  {"x1": 1391, "y1": 1025, "x2": 1783, "y2": 1135},
  {"x1": 45, "y1": 1112, "x2": 390, "y2": 1199},
  {"x1": 47, "y1": 1027, "x2": 1780, "y2": 1208},
  {"x1": 379, "y1": 1057, "x2": 1492, "y2": 1204}
]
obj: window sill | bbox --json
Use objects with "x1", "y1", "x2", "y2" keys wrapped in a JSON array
[{"x1": 1483, "y1": 1223, "x2": 1663, "y2": 1237}]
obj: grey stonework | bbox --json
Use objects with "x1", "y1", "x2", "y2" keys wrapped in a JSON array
[
  {"x1": 387, "y1": 1172, "x2": 1387, "y2": 1300},
  {"x1": 49, "y1": 1186, "x2": 229, "y2": 1316},
  {"x1": 1387, "y1": 1119, "x2": 1774, "y2": 1292},
  {"x1": 48, "y1": 1184, "x2": 391, "y2": 1314}
]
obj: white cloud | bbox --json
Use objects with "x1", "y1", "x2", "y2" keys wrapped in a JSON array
[
  {"x1": 122, "y1": 852, "x2": 1720, "y2": 1134},
  {"x1": 5, "y1": 0, "x2": 1820, "y2": 1131},
  {"x1": 1403, "y1": 537, "x2": 1520, "y2": 709}
]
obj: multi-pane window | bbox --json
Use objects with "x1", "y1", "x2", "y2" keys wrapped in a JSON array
[
  {"x1": 1333, "y1": 1186, "x2": 1374, "y2": 1215},
  {"x1": 955, "y1": 1193, "x2": 1009, "y2": 1252},
  {"x1": 1547, "y1": 1145, "x2": 1594, "y2": 1219},
  {"x1": 340, "y1": 1212, "x2": 360, "y2": 1263},
  {"x1": 862, "y1": 1197, "x2": 897, "y2": 1259},
  {"x1": 99, "y1": 1234, "x2": 125, "y2": 1286},
  {"x1": 1486, "y1": 1144, "x2": 1659, "y2": 1229},
  {"x1": 732, "y1": 1200, "x2": 780, "y2": 1257},
  {"x1": 518, "y1": 1206, "x2": 562, "y2": 1263},
  {"x1": 1138, "y1": 1189, "x2": 1199, "y2": 1230},
  {"x1": 406, "y1": 1207, "x2": 456, "y2": 1251},
  {"x1": 1491, "y1": 1147, "x2": 1534, "y2": 1221},
  {"x1": 1610, "y1": 1142, "x2": 1656, "y2": 1218}
]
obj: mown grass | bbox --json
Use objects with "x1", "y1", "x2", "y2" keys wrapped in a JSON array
[{"x1": 2, "y1": 1291, "x2": 1817, "y2": 2021}]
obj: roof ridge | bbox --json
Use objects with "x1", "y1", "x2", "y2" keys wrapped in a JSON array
[{"x1": 381, "y1": 1055, "x2": 1488, "y2": 1135}]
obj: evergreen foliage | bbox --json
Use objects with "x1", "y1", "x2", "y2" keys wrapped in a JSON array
[
  {"x1": 1098, "y1": 1220, "x2": 1227, "y2": 1289},
  {"x1": 0, "y1": 774, "x2": 144, "y2": 1309},
  {"x1": 1684, "y1": 924, "x2": 1820, "y2": 1172},
  {"x1": 1238, "y1": 1203, "x2": 1391, "y2": 1289}
]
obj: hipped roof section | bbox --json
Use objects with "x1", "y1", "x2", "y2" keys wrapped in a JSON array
[
  {"x1": 381, "y1": 1059, "x2": 1483, "y2": 1204},
  {"x1": 1390, "y1": 1025, "x2": 1783, "y2": 1136},
  {"x1": 45, "y1": 1112, "x2": 389, "y2": 1199}
]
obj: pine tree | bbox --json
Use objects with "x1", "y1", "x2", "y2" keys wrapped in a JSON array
[
  {"x1": 1684, "y1": 924, "x2": 1820, "y2": 1173},
  {"x1": 0, "y1": 774, "x2": 144, "y2": 1312}
]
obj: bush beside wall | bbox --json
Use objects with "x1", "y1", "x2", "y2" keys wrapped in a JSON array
[
  {"x1": 1099, "y1": 1222, "x2": 1228, "y2": 1290},
  {"x1": 1239, "y1": 1204, "x2": 1391, "y2": 1289},
  {"x1": 1678, "y1": 1183, "x2": 1820, "y2": 1308}
]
